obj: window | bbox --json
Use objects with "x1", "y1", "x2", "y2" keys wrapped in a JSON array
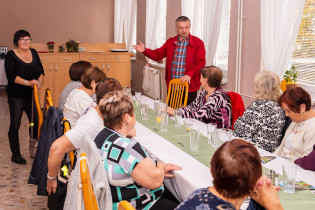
[
  {"x1": 291, "y1": 0, "x2": 315, "y2": 86},
  {"x1": 213, "y1": 0, "x2": 231, "y2": 84}
]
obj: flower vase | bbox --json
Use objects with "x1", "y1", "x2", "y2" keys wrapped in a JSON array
[
  {"x1": 67, "y1": 47, "x2": 74, "y2": 53},
  {"x1": 48, "y1": 46, "x2": 54, "y2": 53}
]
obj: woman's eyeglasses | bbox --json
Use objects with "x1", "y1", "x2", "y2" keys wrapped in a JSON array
[{"x1": 19, "y1": 38, "x2": 32, "y2": 43}]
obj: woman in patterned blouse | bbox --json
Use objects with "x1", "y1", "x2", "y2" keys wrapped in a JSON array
[
  {"x1": 168, "y1": 65, "x2": 232, "y2": 128},
  {"x1": 233, "y1": 71, "x2": 285, "y2": 152},
  {"x1": 176, "y1": 139, "x2": 283, "y2": 210},
  {"x1": 96, "y1": 90, "x2": 182, "y2": 210}
]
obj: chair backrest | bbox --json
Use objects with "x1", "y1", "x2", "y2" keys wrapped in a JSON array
[
  {"x1": 46, "y1": 88, "x2": 54, "y2": 108},
  {"x1": 166, "y1": 79, "x2": 189, "y2": 109},
  {"x1": 63, "y1": 119, "x2": 75, "y2": 168},
  {"x1": 118, "y1": 201, "x2": 135, "y2": 210},
  {"x1": 33, "y1": 85, "x2": 43, "y2": 139},
  {"x1": 227, "y1": 92, "x2": 245, "y2": 130},
  {"x1": 80, "y1": 153, "x2": 99, "y2": 210}
]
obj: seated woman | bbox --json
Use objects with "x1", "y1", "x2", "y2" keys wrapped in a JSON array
[
  {"x1": 63, "y1": 66, "x2": 106, "y2": 127},
  {"x1": 176, "y1": 139, "x2": 283, "y2": 210},
  {"x1": 168, "y1": 65, "x2": 231, "y2": 128},
  {"x1": 96, "y1": 90, "x2": 182, "y2": 210},
  {"x1": 58, "y1": 61, "x2": 92, "y2": 110},
  {"x1": 275, "y1": 87, "x2": 315, "y2": 163},
  {"x1": 233, "y1": 71, "x2": 285, "y2": 152}
]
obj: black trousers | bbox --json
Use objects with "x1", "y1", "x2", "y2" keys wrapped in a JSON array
[
  {"x1": 151, "y1": 186, "x2": 180, "y2": 210},
  {"x1": 8, "y1": 96, "x2": 38, "y2": 156}
]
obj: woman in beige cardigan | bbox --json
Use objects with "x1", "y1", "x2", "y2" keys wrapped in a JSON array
[{"x1": 275, "y1": 87, "x2": 315, "y2": 162}]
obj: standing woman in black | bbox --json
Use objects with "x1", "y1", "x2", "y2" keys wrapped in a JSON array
[{"x1": 5, "y1": 30, "x2": 44, "y2": 164}]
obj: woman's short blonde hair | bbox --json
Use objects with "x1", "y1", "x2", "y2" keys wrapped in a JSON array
[
  {"x1": 254, "y1": 71, "x2": 281, "y2": 101},
  {"x1": 99, "y1": 90, "x2": 134, "y2": 130}
]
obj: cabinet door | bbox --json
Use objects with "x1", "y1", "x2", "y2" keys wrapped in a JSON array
[
  {"x1": 107, "y1": 63, "x2": 131, "y2": 87},
  {"x1": 53, "y1": 55, "x2": 79, "y2": 106},
  {"x1": 38, "y1": 54, "x2": 53, "y2": 107}
]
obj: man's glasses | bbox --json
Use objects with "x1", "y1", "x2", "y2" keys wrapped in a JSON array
[{"x1": 19, "y1": 38, "x2": 32, "y2": 43}]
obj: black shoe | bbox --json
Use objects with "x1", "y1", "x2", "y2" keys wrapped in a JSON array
[{"x1": 11, "y1": 155, "x2": 27, "y2": 165}]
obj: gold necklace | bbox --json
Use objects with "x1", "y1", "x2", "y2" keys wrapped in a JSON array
[{"x1": 17, "y1": 49, "x2": 31, "y2": 62}]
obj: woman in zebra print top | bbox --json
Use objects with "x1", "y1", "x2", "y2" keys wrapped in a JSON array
[{"x1": 168, "y1": 65, "x2": 232, "y2": 128}]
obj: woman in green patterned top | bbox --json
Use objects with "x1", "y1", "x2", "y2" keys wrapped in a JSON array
[{"x1": 95, "y1": 90, "x2": 182, "y2": 210}]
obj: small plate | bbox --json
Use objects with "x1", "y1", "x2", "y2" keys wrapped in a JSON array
[{"x1": 111, "y1": 49, "x2": 128, "y2": 52}]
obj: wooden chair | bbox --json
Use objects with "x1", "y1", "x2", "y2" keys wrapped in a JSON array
[
  {"x1": 45, "y1": 88, "x2": 54, "y2": 108},
  {"x1": 62, "y1": 119, "x2": 75, "y2": 168},
  {"x1": 166, "y1": 79, "x2": 189, "y2": 109},
  {"x1": 80, "y1": 153, "x2": 99, "y2": 210},
  {"x1": 33, "y1": 85, "x2": 43, "y2": 139},
  {"x1": 118, "y1": 201, "x2": 135, "y2": 210}
]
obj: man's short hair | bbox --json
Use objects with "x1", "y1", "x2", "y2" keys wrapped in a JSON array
[{"x1": 175, "y1": 16, "x2": 191, "y2": 24}]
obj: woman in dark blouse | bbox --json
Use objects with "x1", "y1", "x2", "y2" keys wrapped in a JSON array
[
  {"x1": 176, "y1": 139, "x2": 283, "y2": 210},
  {"x1": 5, "y1": 30, "x2": 44, "y2": 164}
]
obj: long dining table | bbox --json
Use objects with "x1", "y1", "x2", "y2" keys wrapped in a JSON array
[{"x1": 133, "y1": 96, "x2": 315, "y2": 210}]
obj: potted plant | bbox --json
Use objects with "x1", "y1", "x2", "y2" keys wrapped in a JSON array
[
  {"x1": 47, "y1": 41, "x2": 55, "y2": 53},
  {"x1": 66, "y1": 39, "x2": 79, "y2": 53},
  {"x1": 281, "y1": 65, "x2": 298, "y2": 92}
]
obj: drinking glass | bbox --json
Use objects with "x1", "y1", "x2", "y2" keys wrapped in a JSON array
[
  {"x1": 141, "y1": 103, "x2": 149, "y2": 120},
  {"x1": 207, "y1": 123, "x2": 217, "y2": 144},
  {"x1": 135, "y1": 92, "x2": 141, "y2": 106},
  {"x1": 156, "y1": 102, "x2": 167, "y2": 125},
  {"x1": 282, "y1": 163, "x2": 297, "y2": 193},
  {"x1": 174, "y1": 109, "x2": 183, "y2": 127},
  {"x1": 222, "y1": 128, "x2": 233, "y2": 141},
  {"x1": 190, "y1": 129, "x2": 199, "y2": 151},
  {"x1": 183, "y1": 119, "x2": 193, "y2": 132},
  {"x1": 212, "y1": 130, "x2": 222, "y2": 149},
  {"x1": 154, "y1": 99, "x2": 161, "y2": 124},
  {"x1": 160, "y1": 113, "x2": 169, "y2": 132}
]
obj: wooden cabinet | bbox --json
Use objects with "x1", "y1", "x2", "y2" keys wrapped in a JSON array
[{"x1": 38, "y1": 51, "x2": 131, "y2": 108}]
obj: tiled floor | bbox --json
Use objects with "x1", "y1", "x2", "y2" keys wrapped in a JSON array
[{"x1": 0, "y1": 87, "x2": 48, "y2": 210}]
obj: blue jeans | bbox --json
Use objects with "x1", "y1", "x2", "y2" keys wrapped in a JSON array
[{"x1": 8, "y1": 96, "x2": 38, "y2": 156}]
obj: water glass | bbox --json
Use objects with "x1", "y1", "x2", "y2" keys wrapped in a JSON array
[
  {"x1": 135, "y1": 92, "x2": 141, "y2": 106},
  {"x1": 184, "y1": 119, "x2": 193, "y2": 132},
  {"x1": 156, "y1": 102, "x2": 167, "y2": 125},
  {"x1": 160, "y1": 113, "x2": 169, "y2": 132},
  {"x1": 174, "y1": 109, "x2": 183, "y2": 127},
  {"x1": 212, "y1": 130, "x2": 222, "y2": 149},
  {"x1": 190, "y1": 129, "x2": 199, "y2": 151},
  {"x1": 207, "y1": 123, "x2": 217, "y2": 144},
  {"x1": 154, "y1": 99, "x2": 161, "y2": 124},
  {"x1": 282, "y1": 163, "x2": 297, "y2": 193},
  {"x1": 141, "y1": 103, "x2": 149, "y2": 120},
  {"x1": 222, "y1": 128, "x2": 233, "y2": 141}
]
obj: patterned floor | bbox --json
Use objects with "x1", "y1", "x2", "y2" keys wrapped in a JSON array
[{"x1": 0, "y1": 87, "x2": 48, "y2": 210}]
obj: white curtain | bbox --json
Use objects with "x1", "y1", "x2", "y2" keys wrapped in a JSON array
[
  {"x1": 145, "y1": 0, "x2": 166, "y2": 49},
  {"x1": 261, "y1": 0, "x2": 305, "y2": 77},
  {"x1": 114, "y1": 0, "x2": 137, "y2": 51},
  {"x1": 181, "y1": 0, "x2": 223, "y2": 65}
]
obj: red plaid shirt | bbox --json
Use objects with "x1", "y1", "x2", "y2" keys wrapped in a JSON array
[{"x1": 171, "y1": 38, "x2": 189, "y2": 79}]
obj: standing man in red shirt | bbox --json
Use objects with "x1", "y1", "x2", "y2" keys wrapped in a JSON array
[{"x1": 133, "y1": 16, "x2": 206, "y2": 105}]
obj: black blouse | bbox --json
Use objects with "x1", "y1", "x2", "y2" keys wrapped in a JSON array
[{"x1": 5, "y1": 48, "x2": 44, "y2": 99}]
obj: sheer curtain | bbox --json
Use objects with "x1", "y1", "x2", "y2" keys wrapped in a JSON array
[
  {"x1": 181, "y1": 0, "x2": 224, "y2": 66},
  {"x1": 114, "y1": 0, "x2": 137, "y2": 51},
  {"x1": 145, "y1": 0, "x2": 166, "y2": 49},
  {"x1": 261, "y1": 0, "x2": 305, "y2": 77}
]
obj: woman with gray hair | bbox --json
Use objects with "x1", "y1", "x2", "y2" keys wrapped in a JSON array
[{"x1": 233, "y1": 71, "x2": 285, "y2": 152}]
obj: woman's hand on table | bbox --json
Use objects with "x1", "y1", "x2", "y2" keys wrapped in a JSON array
[
  {"x1": 167, "y1": 107, "x2": 175, "y2": 116},
  {"x1": 251, "y1": 175, "x2": 283, "y2": 210},
  {"x1": 163, "y1": 163, "x2": 182, "y2": 178}
]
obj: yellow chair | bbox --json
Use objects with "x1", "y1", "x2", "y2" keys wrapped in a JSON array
[
  {"x1": 80, "y1": 153, "x2": 99, "y2": 210},
  {"x1": 33, "y1": 85, "x2": 43, "y2": 139},
  {"x1": 118, "y1": 201, "x2": 135, "y2": 210},
  {"x1": 45, "y1": 88, "x2": 54, "y2": 108},
  {"x1": 62, "y1": 119, "x2": 75, "y2": 168},
  {"x1": 166, "y1": 79, "x2": 189, "y2": 109}
]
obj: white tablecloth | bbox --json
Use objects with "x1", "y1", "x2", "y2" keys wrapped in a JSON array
[
  {"x1": 0, "y1": 60, "x2": 8, "y2": 85},
  {"x1": 134, "y1": 96, "x2": 315, "y2": 202}
]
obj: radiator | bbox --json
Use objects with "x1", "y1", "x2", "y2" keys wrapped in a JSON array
[{"x1": 143, "y1": 66, "x2": 161, "y2": 99}]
